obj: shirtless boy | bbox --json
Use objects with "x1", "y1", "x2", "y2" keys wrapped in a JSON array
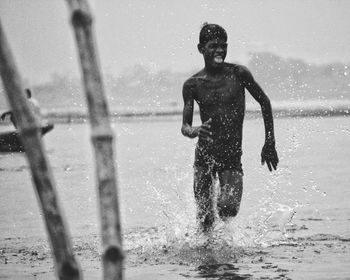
[{"x1": 181, "y1": 23, "x2": 279, "y2": 233}]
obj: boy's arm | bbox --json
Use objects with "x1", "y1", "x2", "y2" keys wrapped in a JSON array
[
  {"x1": 239, "y1": 66, "x2": 279, "y2": 171},
  {"x1": 181, "y1": 81, "x2": 212, "y2": 141},
  {"x1": 181, "y1": 81, "x2": 198, "y2": 138}
]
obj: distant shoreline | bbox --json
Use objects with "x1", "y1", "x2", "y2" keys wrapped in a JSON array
[
  {"x1": 42, "y1": 99, "x2": 350, "y2": 123},
  {"x1": 1, "y1": 99, "x2": 349, "y2": 124}
]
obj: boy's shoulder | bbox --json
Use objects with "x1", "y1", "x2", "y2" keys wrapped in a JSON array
[
  {"x1": 190, "y1": 68, "x2": 207, "y2": 80},
  {"x1": 225, "y1": 62, "x2": 250, "y2": 76},
  {"x1": 187, "y1": 64, "x2": 250, "y2": 77},
  {"x1": 183, "y1": 63, "x2": 252, "y2": 86},
  {"x1": 225, "y1": 63, "x2": 254, "y2": 83},
  {"x1": 183, "y1": 68, "x2": 206, "y2": 87}
]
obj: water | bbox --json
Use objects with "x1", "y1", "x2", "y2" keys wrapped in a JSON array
[{"x1": 0, "y1": 115, "x2": 350, "y2": 279}]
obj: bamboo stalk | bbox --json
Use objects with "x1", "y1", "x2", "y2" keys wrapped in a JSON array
[
  {"x1": 0, "y1": 19, "x2": 82, "y2": 280},
  {"x1": 64, "y1": 1, "x2": 124, "y2": 279}
]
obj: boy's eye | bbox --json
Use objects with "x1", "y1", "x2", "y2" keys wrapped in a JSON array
[{"x1": 209, "y1": 43, "x2": 227, "y2": 49}]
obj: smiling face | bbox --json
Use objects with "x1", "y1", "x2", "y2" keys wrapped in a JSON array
[{"x1": 198, "y1": 38, "x2": 228, "y2": 71}]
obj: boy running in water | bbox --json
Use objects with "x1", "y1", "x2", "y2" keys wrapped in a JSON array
[{"x1": 181, "y1": 23, "x2": 279, "y2": 232}]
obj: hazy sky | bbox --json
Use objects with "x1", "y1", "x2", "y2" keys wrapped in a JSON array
[{"x1": 0, "y1": 0, "x2": 350, "y2": 84}]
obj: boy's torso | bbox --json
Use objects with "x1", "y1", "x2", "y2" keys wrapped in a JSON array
[{"x1": 190, "y1": 63, "x2": 246, "y2": 143}]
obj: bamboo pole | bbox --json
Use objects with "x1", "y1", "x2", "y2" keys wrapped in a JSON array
[
  {"x1": 0, "y1": 19, "x2": 82, "y2": 280},
  {"x1": 64, "y1": 1, "x2": 124, "y2": 279}
]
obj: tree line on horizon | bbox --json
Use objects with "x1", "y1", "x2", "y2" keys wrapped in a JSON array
[{"x1": 0, "y1": 52, "x2": 349, "y2": 111}]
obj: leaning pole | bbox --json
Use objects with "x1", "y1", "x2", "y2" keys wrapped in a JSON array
[
  {"x1": 65, "y1": 1, "x2": 124, "y2": 279},
  {"x1": 0, "y1": 18, "x2": 82, "y2": 280}
]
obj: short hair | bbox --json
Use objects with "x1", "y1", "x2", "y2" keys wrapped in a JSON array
[{"x1": 199, "y1": 23, "x2": 227, "y2": 45}]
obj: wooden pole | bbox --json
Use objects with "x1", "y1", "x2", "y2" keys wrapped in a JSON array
[
  {"x1": 65, "y1": 1, "x2": 124, "y2": 279},
  {"x1": 0, "y1": 19, "x2": 82, "y2": 280}
]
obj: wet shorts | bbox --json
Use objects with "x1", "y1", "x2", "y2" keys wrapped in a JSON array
[{"x1": 194, "y1": 141, "x2": 243, "y2": 174}]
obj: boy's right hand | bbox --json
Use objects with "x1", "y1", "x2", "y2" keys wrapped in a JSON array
[{"x1": 198, "y1": 118, "x2": 213, "y2": 142}]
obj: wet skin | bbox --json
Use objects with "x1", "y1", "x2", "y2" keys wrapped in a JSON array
[{"x1": 181, "y1": 38, "x2": 279, "y2": 232}]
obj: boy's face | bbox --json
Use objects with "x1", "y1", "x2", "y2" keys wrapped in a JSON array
[{"x1": 199, "y1": 38, "x2": 227, "y2": 69}]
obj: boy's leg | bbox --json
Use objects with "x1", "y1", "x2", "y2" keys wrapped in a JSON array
[
  {"x1": 217, "y1": 170, "x2": 243, "y2": 220},
  {"x1": 194, "y1": 166, "x2": 215, "y2": 232}
]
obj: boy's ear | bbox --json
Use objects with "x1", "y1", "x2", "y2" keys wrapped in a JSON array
[{"x1": 197, "y1": 43, "x2": 204, "y2": 54}]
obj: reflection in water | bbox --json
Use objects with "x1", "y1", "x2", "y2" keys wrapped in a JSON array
[{"x1": 195, "y1": 263, "x2": 251, "y2": 280}]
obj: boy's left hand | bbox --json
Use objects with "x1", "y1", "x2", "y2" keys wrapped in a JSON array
[{"x1": 261, "y1": 141, "x2": 279, "y2": 171}]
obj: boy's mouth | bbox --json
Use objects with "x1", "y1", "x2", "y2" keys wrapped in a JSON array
[{"x1": 214, "y1": 56, "x2": 224, "y2": 64}]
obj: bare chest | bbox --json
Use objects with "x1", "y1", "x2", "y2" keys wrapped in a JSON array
[{"x1": 195, "y1": 75, "x2": 244, "y2": 107}]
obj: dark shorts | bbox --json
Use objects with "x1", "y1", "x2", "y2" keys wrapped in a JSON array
[{"x1": 194, "y1": 141, "x2": 243, "y2": 174}]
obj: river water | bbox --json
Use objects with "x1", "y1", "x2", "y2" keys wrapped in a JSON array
[{"x1": 0, "y1": 115, "x2": 349, "y2": 279}]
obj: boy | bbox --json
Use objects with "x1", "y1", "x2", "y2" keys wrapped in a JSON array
[{"x1": 181, "y1": 23, "x2": 279, "y2": 233}]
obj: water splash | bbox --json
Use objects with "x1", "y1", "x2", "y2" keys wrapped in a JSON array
[{"x1": 121, "y1": 197, "x2": 298, "y2": 268}]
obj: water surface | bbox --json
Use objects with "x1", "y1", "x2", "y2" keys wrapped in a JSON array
[{"x1": 0, "y1": 116, "x2": 349, "y2": 279}]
